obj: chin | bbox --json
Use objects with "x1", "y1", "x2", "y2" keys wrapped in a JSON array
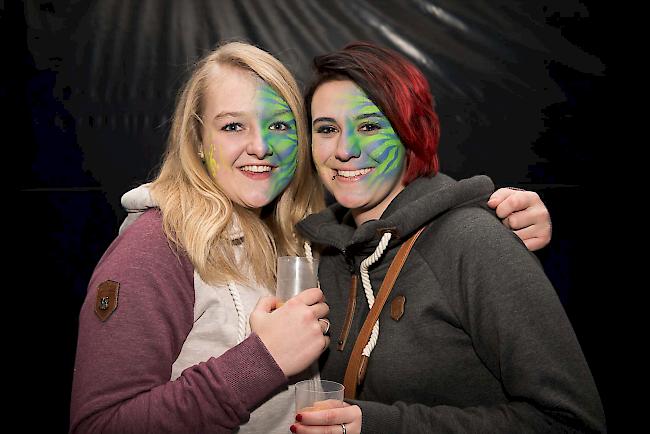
[
  {"x1": 333, "y1": 194, "x2": 370, "y2": 211},
  {"x1": 239, "y1": 195, "x2": 274, "y2": 210}
]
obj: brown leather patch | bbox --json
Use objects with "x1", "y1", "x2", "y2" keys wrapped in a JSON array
[
  {"x1": 95, "y1": 280, "x2": 120, "y2": 322},
  {"x1": 390, "y1": 295, "x2": 406, "y2": 321}
]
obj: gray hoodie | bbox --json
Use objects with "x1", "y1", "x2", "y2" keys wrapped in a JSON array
[{"x1": 297, "y1": 173, "x2": 605, "y2": 433}]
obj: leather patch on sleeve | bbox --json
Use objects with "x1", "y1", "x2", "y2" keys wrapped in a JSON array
[
  {"x1": 95, "y1": 280, "x2": 120, "y2": 322},
  {"x1": 390, "y1": 295, "x2": 406, "y2": 321}
]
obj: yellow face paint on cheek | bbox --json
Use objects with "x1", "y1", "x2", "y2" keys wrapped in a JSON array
[{"x1": 206, "y1": 144, "x2": 220, "y2": 179}]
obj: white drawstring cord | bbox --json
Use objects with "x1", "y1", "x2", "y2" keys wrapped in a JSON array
[
  {"x1": 227, "y1": 280, "x2": 247, "y2": 344},
  {"x1": 227, "y1": 235, "x2": 319, "y2": 345},
  {"x1": 304, "y1": 241, "x2": 320, "y2": 288},
  {"x1": 304, "y1": 241, "x2": 313, "y2": 264},
  {"x1": 359, "y1": 232, "x2": 392, "y2": 357},
  {"x1": 225, "y1": 223, "x2": 246, "y2": 344}
]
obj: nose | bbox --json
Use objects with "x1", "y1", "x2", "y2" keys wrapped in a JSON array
[
  {"x1": 334, "y1": 131, "x2": 361, "y2": 162},
  {"x1": 246, "y1": 127, "x2": 272, "y2": 159}
]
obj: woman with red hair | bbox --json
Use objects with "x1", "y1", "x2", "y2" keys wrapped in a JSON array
[{"x1": 293, "y1": 42, "x2": 605, "y2": 433}]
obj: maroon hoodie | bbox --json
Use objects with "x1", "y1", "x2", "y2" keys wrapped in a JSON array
[{"x1": 70, "y1": 209, "x2": 287, "y2": 433}]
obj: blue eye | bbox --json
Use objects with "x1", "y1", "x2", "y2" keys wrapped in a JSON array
[
  {"x1": 269, "y1": 121, "x2": 289, "y2": 132},
  {"x1": 316, "y1": 125, "x2": 338, "y2": 135},
  {"x1": 222, "y1": 123, "x2": 244, "y2": 132}
]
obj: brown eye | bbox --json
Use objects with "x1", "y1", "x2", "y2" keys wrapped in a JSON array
[
  {"x1": 316, "y1": 125, "x2": 337, "y2": 134},
  {"x1": 269, "y1": 122, "x2": 289, "y2": 131},
  {"x1": 359, "y1": 122, "x2": 381, "y2": 133}
]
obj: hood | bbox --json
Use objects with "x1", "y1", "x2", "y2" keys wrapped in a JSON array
[
  {"x1": 118, "y1": 183, "x2": 157, "y2": 234},
  {"x1": 117, "y1": 183, "x2": 245, "y2": 241},
  {"x1": 296, "y1": 173, "x2": 494, "y2": 252}
]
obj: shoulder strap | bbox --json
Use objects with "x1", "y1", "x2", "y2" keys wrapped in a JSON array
[{"x1": 343, "y1": 225, "x2": 427, "y2": 399}]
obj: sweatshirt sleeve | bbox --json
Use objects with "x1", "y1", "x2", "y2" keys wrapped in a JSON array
[
  {"x1": 354, "y1": 207, "x2": 605, "y2": 434},
  {"x1": 69, "y1": 210, "x2": 287, "y2": 434}
]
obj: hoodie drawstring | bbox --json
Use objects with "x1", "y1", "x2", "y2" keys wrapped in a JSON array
[
  {"x1": 227, "y1": 281, "x2": 247, "y2": 344},
  {"x1": 359, "y1": 232, "x2": 393, "y2": 358},
  {"x1": 304, "y1": 241, "x2": 314, "y2": 264},
  {"x1": 226, "y1": 227, "x2": 247, "y2": 344},
  {"x1": 228, "y1": 240, "x2": 317, "y2": 346},
  {"x1": 304, "y1": 241, "x2": 320, "y2": 289}
]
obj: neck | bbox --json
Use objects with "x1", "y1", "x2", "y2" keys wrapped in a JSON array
[{"x1": 351, "y1": 183, "x2": 405, "y2": 226}]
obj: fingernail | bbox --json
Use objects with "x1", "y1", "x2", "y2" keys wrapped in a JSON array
[
  {"x1": 290, "y1": 424, "x2": 297, "y2": 433},
  {"x1": 295, "y1": 414, "x2": 303, "y2": 422}
]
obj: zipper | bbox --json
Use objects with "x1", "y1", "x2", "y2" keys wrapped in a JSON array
[{"x1": 337, "y1": 249, "x2": 357, "y2": 352}]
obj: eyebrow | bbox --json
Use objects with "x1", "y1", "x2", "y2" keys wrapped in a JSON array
[
  {"x1": 214, "y1": 108, "x2": 292, "y2": 121},
  {"x1": 312, "y1": 117, "x2": 337, "y2": 126},
  {"x1": 312, "y1": 112, "x2": 383, "y2": 126},
  {"x1": 268, "y1": 108, "x2": 292, "y2": 117},
  {"x1": 213, "y1": 111, "x2": 245, "y2": 121},
  {"x1": 354, "y1": 112, "x2": 383, "y2": 121}
]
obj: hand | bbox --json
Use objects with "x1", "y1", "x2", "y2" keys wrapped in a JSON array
[
  {"x1": 291, "y1": 400, "x2": 362, "y2": 434},
  {"x1": 250, "y1": 287, "x2": 329, "y2": 377},
  {"x1": 487, "y1": 188, "x2": 552, "y2": 251}
]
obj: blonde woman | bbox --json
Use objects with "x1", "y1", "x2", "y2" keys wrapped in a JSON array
[
  {"x1": 70, "y1": 42, "x2": 330, "y2": 433},
  {"x1": 71, "y1": 41, "x2": 552, "y2": 433}
]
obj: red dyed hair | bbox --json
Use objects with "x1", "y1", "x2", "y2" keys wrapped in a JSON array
[{"x1": 305, "y1": 41, "x2": 440, "y2": 184}]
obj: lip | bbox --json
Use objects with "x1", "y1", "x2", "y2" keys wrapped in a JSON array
[
  {"x1": 331, "y1": 167, "x2": 375, "y2": 182},
  {"x1": 236, "y1": 163, "x2": 277, "y2": 170},
  {"x1": 238, "y1": 164, "x2": 277, "y2": 180}
]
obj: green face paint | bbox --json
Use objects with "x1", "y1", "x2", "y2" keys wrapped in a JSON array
[
  {"x1": 256, "y1": 83, "x2": 298, "y2": 200},
  {"x1": 342, "y1": 92, "x2": 405, "y2": 188}
]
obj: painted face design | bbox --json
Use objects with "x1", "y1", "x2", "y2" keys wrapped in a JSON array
[
  {"x1": 201, "y1": 66, "x2": 298, "y2": 211},
  {"x1": 311, "y1": 80, "x2": 406, "y2": 221},
  {"x1": 339, "y1": 93, "x2": 405, "y2": 188},
  {"x1": 256, "y1": 83, "x2": 298, "y2": 200}
]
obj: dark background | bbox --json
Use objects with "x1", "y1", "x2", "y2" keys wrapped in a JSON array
[{"x1": 7, "y1": 0, "x2": 617, "y2": 431}]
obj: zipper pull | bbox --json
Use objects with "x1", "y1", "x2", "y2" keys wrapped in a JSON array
[{"x1": 341, "y1": 248, "x2": 355, "y2": 274}]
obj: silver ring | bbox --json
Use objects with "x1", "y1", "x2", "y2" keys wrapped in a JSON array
[
  {"x1": 318, "y1": 318, "x2": 331, "y2": 335},
  {"x1": 340, "y1": 423, "x2": 347, "y2": 434}
]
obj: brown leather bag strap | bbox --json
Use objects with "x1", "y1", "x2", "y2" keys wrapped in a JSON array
[{"x1": 343, "y1": 225, "x2": 427, "y2": 399}]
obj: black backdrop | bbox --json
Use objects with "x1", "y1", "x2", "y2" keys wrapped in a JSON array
[{"x1": 8, "y1": 0, "x2": 617, "y2": 431}]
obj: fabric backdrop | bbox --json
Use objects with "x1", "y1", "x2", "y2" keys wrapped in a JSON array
[{"x1": 7, "y1": 1, "x2": 615, "y2": 431}]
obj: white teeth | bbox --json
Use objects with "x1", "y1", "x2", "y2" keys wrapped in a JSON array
[
  {"x1": 240, "y1": 165, "x2": 273, "y2": 173},
  {"x1": 336, "y1": 168, "x2": 372, "y2": 178}
]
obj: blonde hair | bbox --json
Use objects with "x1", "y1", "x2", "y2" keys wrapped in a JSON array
[{"x1": 149, "y1": 41, "x2": 324, "y2": 288}]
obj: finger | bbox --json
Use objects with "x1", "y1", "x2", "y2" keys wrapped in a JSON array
[
  {"x1": 522, "y1": 237, "x2": 548, "y2": 252},
  {"x1": 294, "y1": 287, "x2": 325, "y2": 305},
  {"x1": 487, "y1": 187, "x2": 517, "y2": 209},
  {"x1": 296, "y1": 403, "x2": 354, "y2": 426},
  {"x1": 309, "y1": 301, "x2": 330, "y2": 320},
  {"x1": 505, "y1": 206, "x2": 549, "y2": 231},
  {"x1": 494, "y1": 191, "x2": 540, "y2": 220},
  {"x1": 292, "y1": 424, "x2": 351, "y2": 434},
  {"x1": 297, "y1": 399, "x2": 347, "y2": 413},
  {"x1": 512, "y1": 224, "x2": 543, "y2": 242},
  {"x1": 291, "y1": 424, "x2": 344, "y2": 434},
  {"x1": 494, "y1": 192, "x2": 528, "y2": 219},
  {"x1": 253, "y1": 296, "x2": 278, "y2": 313}
]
